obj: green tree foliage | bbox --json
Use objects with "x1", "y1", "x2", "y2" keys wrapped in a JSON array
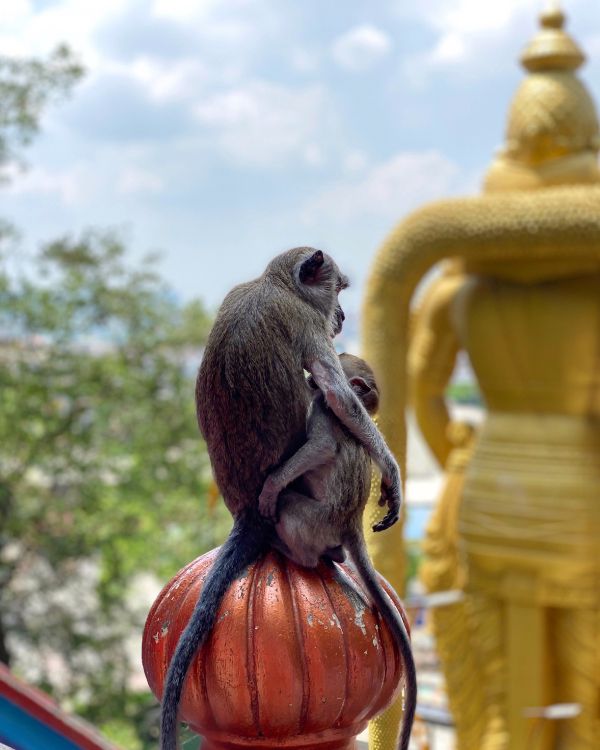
[
  {"x1": 0, "y1": 44, "x2": 83, "y2": 173},
  {"x1": 0, "y1": 45, "x2": 229, "y2": 749},
  {"x1": 0, "y1": 232, "x2": 229, "y2": 747}
]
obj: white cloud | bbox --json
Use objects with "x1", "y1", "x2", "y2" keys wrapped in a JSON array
[
  {"x1": 399, "y1": 0, "x2": 561, "y2": 76},
  {"x1": 0, "y1": 0, "x2": 124, "y2": 62},
  {"x1": 303, "y1": 144, "x2": 324, "y2": 168},
  {"x1": 151, "y1": 0, "x2": 219, "y2": 23},
  {"x1": 194, "y1": 81, "x2": 329, "y2": 166},
  {"x1": 332, "y1": 25, "x2": 392, "y2": 72},
  {"x1": 2, "y1": 0, "x2": 32, "y2": 27},
  {"x1": 0, "y1": 0, "x2": 257, "y2": 84},
  {"x1": 4, "y1": 164, "x2": 89, "y2": 206},
  {"x1": 151, "y1": 0, "x2": 272, "y2": 52},
  {"x1": 342, "y1": 150, "x2": 369, "y2": 174},
  {"x1": 289, "y1": 47, "x2": 321, "y2": 74},
  {"x1": 117, "y1": 167, "x2": 164, "y2": 195},
  {"x1": 403, "y1": 0, "x2": 538, "y2": 35},
  {"x1": 304, "y1": 150, "x2": 460, "y2": 223},
  {"x1": 427, "y1": 0, "x2": 532, "y2": 68},
  {"x1": 430, "y1": 32, "x2": 467, "y2": 65},
  {"x1": 128, "y1": 57, "x2": 209, "y2": 103}
]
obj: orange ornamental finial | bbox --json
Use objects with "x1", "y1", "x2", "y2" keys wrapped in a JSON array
[{"x1": 142, "y1": 548, "x2": 408, "y2": 750}]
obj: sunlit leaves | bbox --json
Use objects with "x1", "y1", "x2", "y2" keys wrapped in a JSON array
[
  {"x1": 0, "y1": 44, "x2": 83, "y2": 172},
  {"x1": 0, "y1": 232, "x2": 227, "y2": 748}
]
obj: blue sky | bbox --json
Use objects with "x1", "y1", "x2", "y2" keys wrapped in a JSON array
[{"x1": 2, "y1": 0, "x2": 600, "y2": 324}]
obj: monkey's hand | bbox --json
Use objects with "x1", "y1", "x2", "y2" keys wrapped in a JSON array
[
  {"x1": 372, "y1": 476, "x2": 401, "y2": 532},
  {"x1": 258, "y1": 476, "x2": 281, "y2": 522}
]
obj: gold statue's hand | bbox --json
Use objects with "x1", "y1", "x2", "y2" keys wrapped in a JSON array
[{"x1": 446, "y1": 420, "x2": 476, "y2": 449}]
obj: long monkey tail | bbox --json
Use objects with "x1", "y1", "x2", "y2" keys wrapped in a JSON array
[
  {"x1": 160, "y1": 508, "x2": 271, "y2": 750},
  {"x1": 345, "y1": 531, "x2": 417, "y2": 750}
]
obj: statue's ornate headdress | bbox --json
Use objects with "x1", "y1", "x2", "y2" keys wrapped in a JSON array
[{"x1": 486, "y1": 2, "x2": 600, "y2": 190}]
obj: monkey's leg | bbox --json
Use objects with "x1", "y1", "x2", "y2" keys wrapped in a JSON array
[
  {"x1": 551, "y1": 606, "x2": 600, "y2": 750},
  {"x1": 276, "y1": 490, "x2": 333, "y2": 568},
  {"x1": 259, "y1": 416, "x2": 336, "y2": 520},
  {"x1": 270, "y1": 534, "x2": 294, "y2": 559}
]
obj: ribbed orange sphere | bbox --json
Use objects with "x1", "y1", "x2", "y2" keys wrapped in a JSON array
[{"x1": 142, "y1": 548, "x2": 408, "y2": 750}]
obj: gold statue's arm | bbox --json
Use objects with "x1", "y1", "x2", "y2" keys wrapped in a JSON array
[
  {"x1": 408, "y1": 268, "x2": 463, "y2": 468},
  {"x1": 362, "y1": 185, "x2": 600, "y2": 482}
]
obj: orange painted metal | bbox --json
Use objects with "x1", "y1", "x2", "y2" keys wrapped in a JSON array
[{"x1": 142, "y1": 549, "x2": 408, "y2": 750}]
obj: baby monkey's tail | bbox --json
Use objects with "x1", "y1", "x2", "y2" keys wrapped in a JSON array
[{"x1": 345, "y1": 531, "x2": 417, "y2": 750}]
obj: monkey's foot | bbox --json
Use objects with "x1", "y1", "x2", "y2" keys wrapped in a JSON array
[
  {"x1": 373, "y1": 482, "x2": 401, "y2": 531},
  {"x1": 372, "y1": 507, "x2": 400, "y2": 532},
  {"x1": 258, "y1": 480, "x2": 280, "y2": 522}
]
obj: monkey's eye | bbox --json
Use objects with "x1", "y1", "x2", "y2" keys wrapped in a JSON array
[{"x1": 336, "y1": 275, "x2": 349, "y2": 293}]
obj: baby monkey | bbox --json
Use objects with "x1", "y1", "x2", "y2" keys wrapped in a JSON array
[{"x1": 258, "y1": 353, "x2": 416, "y2": 750}]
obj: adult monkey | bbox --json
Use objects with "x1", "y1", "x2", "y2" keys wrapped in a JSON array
[{"x1": 160, "y1": 247, "x2": 402, "y2": 750}]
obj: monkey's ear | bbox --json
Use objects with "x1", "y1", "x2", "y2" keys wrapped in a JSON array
[
  {"x1": 350, "y1": 376, "x2": 379, "y2": 413},
  {"x1": 299, "y1": 250, "x2": 325, "y2": 284},
  {"x1": 349, "y1": 376, "x2": 371, "y2": 399}
]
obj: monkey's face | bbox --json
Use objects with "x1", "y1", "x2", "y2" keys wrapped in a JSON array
[
  {"x1": 330, "y1": 264, "x2": 349, "y2": 337},
  {"x1": 339, "y1": 353, "x2": 380, "y2": 414},
  {"x1": 271, "y1": 247, "x2": 349, "y2": 337},
  {"x1": 331, "y1": 302, "x2": 345, "y2": 338}
]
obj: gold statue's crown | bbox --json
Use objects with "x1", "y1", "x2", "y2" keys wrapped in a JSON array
[
  {"x1": 520, "y1": 2, "x2": 584, "y2": 72},
  {"x1": 484, "y1": 2, "x2": 600, "y2": 191}
]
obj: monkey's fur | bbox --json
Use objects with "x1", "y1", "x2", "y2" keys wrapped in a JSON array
[
  {"x1": 259, "y1": 353, "x2": 416, "y2": 750},
  {"x1": 160, "y1": 248, "x2": 402, "y2": 750}
]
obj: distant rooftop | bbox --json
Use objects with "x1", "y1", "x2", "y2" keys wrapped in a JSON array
[{"x1": 0, "y1": 664, "x2": 119, "y2": 750}]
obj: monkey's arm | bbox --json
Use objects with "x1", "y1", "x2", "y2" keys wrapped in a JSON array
[
  {"x1": 258, "y1": 406, "x2": 337, "y2": 521},
  {"x1": 308, "y1": 351, "x2": 401, "y2": 531}
]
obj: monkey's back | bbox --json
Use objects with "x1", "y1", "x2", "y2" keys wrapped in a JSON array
[{"x1": 196, "y1": 278, "x2": 313, "y2": 515}]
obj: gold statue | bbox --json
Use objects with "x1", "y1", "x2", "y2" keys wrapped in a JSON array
[
  {"x1": 410, "y1": 261, "x2": 488, "y2": 750},
  {"x1": 362, "y1": 5, "x2": 600, "y2": 749}
]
